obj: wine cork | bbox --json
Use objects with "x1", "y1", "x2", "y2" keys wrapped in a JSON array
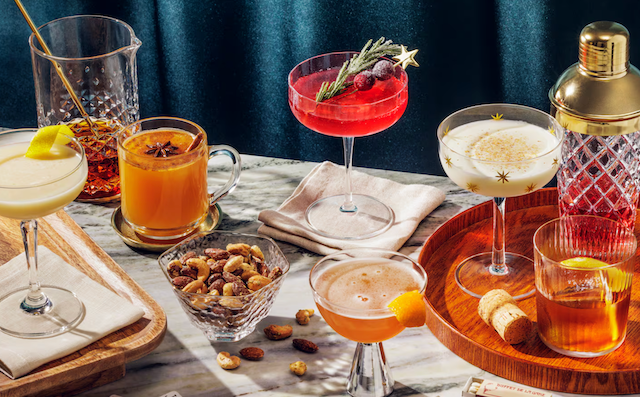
[{"x1": 478, "y1": 289, "x2": 532, "y2": 344}]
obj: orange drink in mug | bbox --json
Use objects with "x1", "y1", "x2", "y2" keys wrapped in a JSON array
[{"x1": 118, "y1": 117, "x2": 240, "y2": 239}]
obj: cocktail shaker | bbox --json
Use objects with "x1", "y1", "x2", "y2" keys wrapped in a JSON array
[{"x1": 550, "y1": 21, "x2": 640, "y2": 229}]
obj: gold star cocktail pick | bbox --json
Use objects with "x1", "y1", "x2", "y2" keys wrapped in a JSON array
[{"x1": 393, "y1": 45, "x2": 419, "y2": 69}]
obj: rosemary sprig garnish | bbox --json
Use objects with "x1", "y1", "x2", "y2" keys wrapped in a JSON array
[{"x1": 315, "y1": 37, "x2": 402, "y2": 102}]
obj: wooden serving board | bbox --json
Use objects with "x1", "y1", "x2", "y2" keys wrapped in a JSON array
[
  {"x1": 0, "y1": 210, "x2": 167, "y2": 397},
  {"x1": 418, "y1": 188, "x2": 640, "y2": 395}
]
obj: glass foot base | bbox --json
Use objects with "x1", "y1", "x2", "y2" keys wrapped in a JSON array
[
  {"x1": 454, "y1": 252, "x2": 535, "y2": 300},
  {"x1": 0, "y1": 286, "x2": 84, "y2": 338},
  {"x1": 348, "y1": 342, "x2": 394, "y2": 397},
  {"x1": 306, "y1": 194, "x2": 394, "y2": 240}
]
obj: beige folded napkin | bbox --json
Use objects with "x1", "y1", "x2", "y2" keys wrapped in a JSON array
[
  {"x1": 258, "y1": 162, "x2": 445, "y2": 255},
  {"x1": 0, "y1": 247, "x2": 144, "y2": 379}
]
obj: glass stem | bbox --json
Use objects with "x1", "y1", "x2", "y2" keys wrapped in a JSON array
[
  {"x1": 20, "y1": 219, "x2": 49, "y2": 312},
  {"x1": 490, "y1": 197, "x2": 507, "y2": 275},
  {"x1": 348, "y1": 342, "x2": 394, "y2": 397},
  {"x1": 341, "y1": 136, "x2": 357, "y2": 213}
]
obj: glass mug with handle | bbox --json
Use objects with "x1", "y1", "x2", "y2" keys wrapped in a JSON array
[{"x1": 117, "y1": 117, "x2": 241, "y2": 240}]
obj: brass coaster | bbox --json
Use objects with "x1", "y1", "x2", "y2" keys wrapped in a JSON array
[{"x1": 111, "y1": 204, "x2": 223, "y2": 252}]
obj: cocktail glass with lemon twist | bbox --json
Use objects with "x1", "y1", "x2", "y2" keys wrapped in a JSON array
[
  {"x1": 0, "y1": 127, "x2": 88, "y2": 338},
  {"x1": 438, "y1": 104, "x2": 563, "y2": 300},
  {"x1": 310, "y1": 248, "x2": 427, "y2": 397},
  {"x1": 534, "y1": 216, "x2": 636, "y2": 357}
]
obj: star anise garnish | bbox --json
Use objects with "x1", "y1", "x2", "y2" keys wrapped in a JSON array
[{"x1": 146, "y1": 141, "x2": 179, "y2": 157}]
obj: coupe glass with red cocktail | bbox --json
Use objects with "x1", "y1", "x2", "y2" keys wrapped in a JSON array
[{"x1": 288, "y1": 41, "x2": 411, "y2": 240}]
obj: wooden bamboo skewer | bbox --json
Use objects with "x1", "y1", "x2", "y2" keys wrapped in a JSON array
[{"x1": 14, "y1": 0, "x2": 98, "y2": 134}]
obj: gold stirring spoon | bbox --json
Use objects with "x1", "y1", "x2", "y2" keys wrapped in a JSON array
[{"x1": 14, "y1": 0, "x2": 99, "y2": 135}]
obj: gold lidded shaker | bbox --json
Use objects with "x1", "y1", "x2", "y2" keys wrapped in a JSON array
[{"x1": 550, "y1": 21, "x2": 640, "y2": 229}]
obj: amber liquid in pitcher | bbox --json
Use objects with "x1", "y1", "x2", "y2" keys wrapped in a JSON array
[{"x1": 66, "y1": 118, "x2": 121, "y2": 201}]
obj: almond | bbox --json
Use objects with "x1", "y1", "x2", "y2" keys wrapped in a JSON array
[
  {"x1": 239, "y1": 347, "x2": 264, "y2": 361},
  {"x1": 171, "y1": 275, "x2": 194, "y2": 289},
  {"x1": 179, "y1": 251, "x2": 197, "y2": 264},
  {"x1": 292, "y1": 338, "x2": 318, "y2": 353},
  {"x1": 205, "y1": 248, "x2": 231, "y2": 260}
]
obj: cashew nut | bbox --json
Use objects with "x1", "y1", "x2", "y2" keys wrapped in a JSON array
[
  {"x1": 250, "y1": 245, "x2": 265, "y2": 260},
  {"x1": 182, "y1": 279, "x2": 205, "y2": 293},
  {"x1": 223, "y1": 256, "x2": 244, "y2": 273},
  {"x1": 220, "y1": 297, "x2": 244, "y2": 308},
  {"x1": 241, "y1": 270, "x2": 260, "y2": 281},
  {"x1": 186, "y1": 257, "x2": 210, "y2": 282},
  {"x1": 226, "y1": 243, "x2": 251, "y2": 257},
  {"x1": 217, "y1": 352, "x2": 241, "y2": 370},
  {"x1": 247, "y1": 275, "x2": 272, "y2": 291},
  {"x1": 296, "y1": 309, "x2": 315, "y2": 325},
  {"x1": 222, "y1": 282, "x2": 235, "y2": 296}
]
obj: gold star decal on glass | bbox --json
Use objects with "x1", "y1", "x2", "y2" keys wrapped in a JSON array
[
  {"x1": 466, "y1": 182, "x2": 479, "y2": 193},
  {"x1": 525, "y1": 183, "x2": 537, "y2": 193},
  {"x1": 491, "y1": 113, "x2": 503, "y2": 120},
  {"x1": 393, "y1": 45, "x2": 419, "y2": 69},
  {"x1": 443, "y1": 126, "x2": 450, "y2": 136},
  {"x1": 548, "y1": 126, "x2": 555, "y2": 135},
  {"x1": 444, "y1": 156, "x2": 453, "y2": 167},
  {"x1": 552, "y1": 158, "x2": 559, "y2": 166},
  {"x1": 496, "y1": 170, "x2": 510, "y2": 183}
]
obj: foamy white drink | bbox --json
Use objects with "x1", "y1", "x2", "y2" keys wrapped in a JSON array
[{"x1": 440, "y1": 119, "x2": 560, "y2": 197}]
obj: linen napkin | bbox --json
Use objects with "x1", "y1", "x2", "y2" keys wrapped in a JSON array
[
  {"x1": 258, "y1": 161, "x2": 445, "y2": 255},
  {"x1": 0, "y1": 247, "x2": 144, "y2": 379}
]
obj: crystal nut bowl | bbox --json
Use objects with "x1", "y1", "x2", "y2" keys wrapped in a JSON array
[{"x1": 158, "y1": 231, "x2": 290, "y2": 342}]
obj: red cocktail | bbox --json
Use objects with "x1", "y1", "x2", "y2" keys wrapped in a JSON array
[
  {"x1": 290, "y1": 67, "x2": 408, "y2": 137},
  {"x1": 288, "y1": 49, "x2": 409, "y2": 240}
]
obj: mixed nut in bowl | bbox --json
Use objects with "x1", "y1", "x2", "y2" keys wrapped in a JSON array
[{"x1": 158, "y1": 231, "x2": 289, "y2": 342}]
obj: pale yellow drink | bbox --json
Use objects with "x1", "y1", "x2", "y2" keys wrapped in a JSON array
[
  {"x1": 440, "y1": 119, "x2": 560, "y2": 197},
  {"x1": 0, "y1": 142, "x2": 88, "y2": 220}
]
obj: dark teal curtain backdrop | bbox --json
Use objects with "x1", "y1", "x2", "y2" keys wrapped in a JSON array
[{"x1": 2, "y1": 1, "x2": 640, "y2": 176}]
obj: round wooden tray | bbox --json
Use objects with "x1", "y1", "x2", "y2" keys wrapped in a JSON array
[{"x1": 418, "y1": 188, "x2": 640, "y2": 395}]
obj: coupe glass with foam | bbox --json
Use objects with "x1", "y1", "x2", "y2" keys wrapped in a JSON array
[
  {"x1": 310, "y1": 248, "x2": 427, "y2": 397},
  {"x1": 0, "y1": 129, "x2": 88, "y2": 338},
  {"x1": 438, "y1": 104, "x2": 563, "y2": 300}
]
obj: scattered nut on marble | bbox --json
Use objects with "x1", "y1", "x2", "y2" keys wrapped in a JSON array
[
  {"x1": 295, "y1": 309, "x2": 314, "y2": 325},
  {"x1": 217, "y1": 352, "x2": 241, "y2": 370},
  {"x1": 290, "y1": 360, "x2": 307, "y2": 376},
  {"x1": 264, "y1": 324, "x2": 293, "y2": 340},
  {"x1": 292, "y1": 338, "x2": 318, "y2": 353},
  {"x1": 239, "y1": 347, "x2": 264, "y2": 361}
]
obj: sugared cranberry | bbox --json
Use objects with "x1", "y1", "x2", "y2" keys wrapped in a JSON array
[
  {"x1": 372, "y1": 60, "x2": 394, "y2": 81},
  {"x1": 354, "y1": 70, "x2": 375, "y2": 91}
]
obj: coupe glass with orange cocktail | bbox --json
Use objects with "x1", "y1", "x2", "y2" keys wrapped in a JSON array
[
  {"x1": 310, "y1": 248, "x2": 428, "y2": 397},
  {"x1": 118, "y1": 117, "x2": 241, "y2": 240}
]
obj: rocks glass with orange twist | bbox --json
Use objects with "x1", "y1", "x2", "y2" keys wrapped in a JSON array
[{"x1": 309, "y1": 248, "x2": 427, "y2": 397}]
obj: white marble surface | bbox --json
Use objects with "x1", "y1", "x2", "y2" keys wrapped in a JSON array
[{"x1": 60, "y1": 155, "x2": 579, "y2": 397}]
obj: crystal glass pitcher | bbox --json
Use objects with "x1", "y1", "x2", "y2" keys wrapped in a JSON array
[
  {"x1": 30, "y1": 15, "x2": 141, "y2": 202},
  {"x1": 550, "y1": 21, "x2": 640, "y2": 229}
]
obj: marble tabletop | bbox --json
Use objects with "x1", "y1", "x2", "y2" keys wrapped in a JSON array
[{"x1": 61, "y1": 155, "x2": 580, "y2": 397}]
